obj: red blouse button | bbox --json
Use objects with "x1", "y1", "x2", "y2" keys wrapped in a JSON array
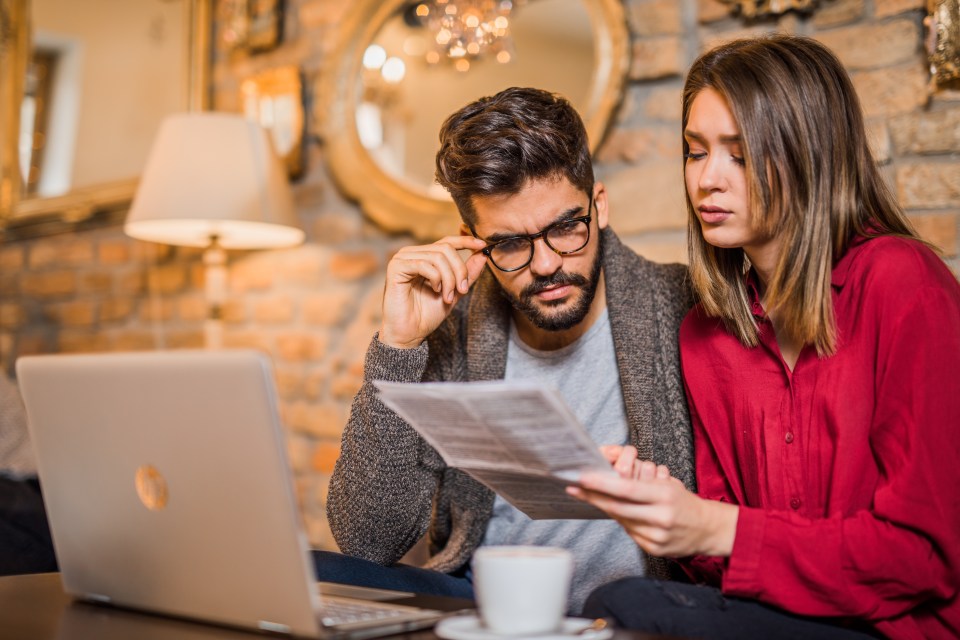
[
  {"x1": 790, "y1": 498, "x2": 802, "y2": 510},
  {"x1": 785, "y1": 432, "x2": 794, "y2": 444}
]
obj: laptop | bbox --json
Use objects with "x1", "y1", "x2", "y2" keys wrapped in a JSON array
[{"x1": 16, "y1": 349, "x2": 465, "y2": 639}]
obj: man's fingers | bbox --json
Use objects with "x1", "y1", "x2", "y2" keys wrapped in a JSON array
[
  {"x1": 391, "y1": 251, "x2": 461, "y2": 302},
  {"x1": 394, "y1": 238, "x2": 486, "y2": 302},
  {"x1": 463, "y1": 250, "x2": 488, "y2": 293}
]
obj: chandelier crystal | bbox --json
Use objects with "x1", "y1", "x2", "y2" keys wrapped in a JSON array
[{"x1": 409, "y1": 0, "x2": 521, "y2": 71}]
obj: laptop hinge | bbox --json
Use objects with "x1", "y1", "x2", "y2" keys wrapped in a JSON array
[
  {"x1": 258, "y1": 620, "x2": 292, "y2": 634},
  {"x1": 85, "y1": 593, "x2": 112, "y2": 603}
]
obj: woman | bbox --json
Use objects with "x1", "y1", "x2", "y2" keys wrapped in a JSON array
[{"x1": 569, "y1": 35, "x2": 959, "y2": 639}]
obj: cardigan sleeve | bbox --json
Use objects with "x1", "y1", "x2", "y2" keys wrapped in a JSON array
[{"x1": 325, "y1": 334, "x2": 445, "y2": 565}]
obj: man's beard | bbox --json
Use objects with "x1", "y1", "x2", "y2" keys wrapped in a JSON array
[{"x1": 499, "y1": 242, "x2": 603, "y2": 332}]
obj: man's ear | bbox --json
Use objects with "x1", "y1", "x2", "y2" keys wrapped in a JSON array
[
  {"x1": 459, "y1": 223, "x2": 472, "y2": 237},
  {"x1": 593, "y1": 182, "x2": 610, "y2": 230}
]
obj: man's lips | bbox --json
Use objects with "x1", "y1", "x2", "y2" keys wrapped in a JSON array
[
  {"x1": 698, "y1": 205, "x2": 731, "y2": 224},
  {"x1": 534, "y1": 284, "x2": 573, "y2": 301}
]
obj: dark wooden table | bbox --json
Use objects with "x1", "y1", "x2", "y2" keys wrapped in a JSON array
[{"x1": 0, "y1": 573, "x2": 678, "y2": 640}]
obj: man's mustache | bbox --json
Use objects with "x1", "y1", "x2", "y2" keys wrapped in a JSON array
[{"x1": 521, "y1": 271, "x2": 588, "y2": 298}]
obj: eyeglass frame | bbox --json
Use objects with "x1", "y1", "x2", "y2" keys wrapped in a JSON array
[{"x1": 477, "y1": 196, "x2": 595, "y2": 273}]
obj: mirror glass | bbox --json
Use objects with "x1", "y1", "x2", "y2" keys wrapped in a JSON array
[
  {"x1": 321, "y1": 0, "x2": 628, "y2": 239},
  {"x1": 359, "y1": 0, "x2": 594, "y2": 197},
  {"x1": 21, "y1": 0, "x2": 185, "y2": 198},
  {"x1": 1, "y1": 0, "x2": 206, "y2": 234}
]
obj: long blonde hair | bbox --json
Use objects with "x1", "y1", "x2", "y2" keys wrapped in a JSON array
[{"x1": 682, "y1": 35, "x2": 918, "y2": 355}]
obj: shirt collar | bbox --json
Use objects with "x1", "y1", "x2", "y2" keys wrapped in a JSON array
[
  {"x1": 746, "y1": 272, "x2": 766, "y2": 319},
  {"x1": 831, "y1": 234, "x2": 870, "y2": 289}
]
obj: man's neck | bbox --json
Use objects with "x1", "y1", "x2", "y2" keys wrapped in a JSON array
[{"x1": 512, "y1": 273, "x2": 608, "y2": 351}]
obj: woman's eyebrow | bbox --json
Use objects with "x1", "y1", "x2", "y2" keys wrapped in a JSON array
[{"x1": 683, "y1": 129, "x2": 742, "y2": 144}]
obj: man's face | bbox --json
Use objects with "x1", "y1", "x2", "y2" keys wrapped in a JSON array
[{"x1": 468, "y1": 177, "x2": 609, "y2": 333}]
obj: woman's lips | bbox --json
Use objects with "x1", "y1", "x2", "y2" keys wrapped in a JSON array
[{"x1": 698, "y1": 206, "x2": 731, "y2": 224}]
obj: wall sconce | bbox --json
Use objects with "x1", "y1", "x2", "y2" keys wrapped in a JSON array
[
  {"x1": 717, "y1": 0, "x2": 818, "y2": 18},
  {"x1": 926, "y1": 0, "x2": 960, "y2": 92},
  {"x1": 125, "y1": 113, "x2": 304, "y2": 349}
]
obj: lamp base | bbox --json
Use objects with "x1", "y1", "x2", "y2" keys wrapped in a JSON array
[{"x1": 203, "y1": 240, "x2": 227, "y2": 349}]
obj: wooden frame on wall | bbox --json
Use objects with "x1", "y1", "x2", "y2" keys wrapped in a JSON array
[
  {"x1": 0, "y1": 0, "x2": 212, "y2": 238},
  {"x1": 240, "y1": 65, "x2": 305, "y2": 179},
  {"x1": 927, "y1": 0, "x2": 960, "y2": 91}
]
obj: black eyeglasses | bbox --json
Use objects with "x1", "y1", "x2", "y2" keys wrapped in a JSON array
[{"x1": 480, "y1": 198, "x2": 594, "y2": 272}]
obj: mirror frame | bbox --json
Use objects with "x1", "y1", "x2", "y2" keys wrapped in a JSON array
[
  {"x1": 0, "y1": 0, "x2": 211, "y2": 237},
  {"x1": 318, "y1": 0, "x2": 631, "y2": 240}
]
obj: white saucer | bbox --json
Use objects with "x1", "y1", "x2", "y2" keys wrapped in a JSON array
[{"x1": 435, "y1": 615, "x2": 614, "y2": 640}]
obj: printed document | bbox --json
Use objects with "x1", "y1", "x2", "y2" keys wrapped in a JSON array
[{"x1": 374, "y1": 380, "x2": 616, "y2": 519}]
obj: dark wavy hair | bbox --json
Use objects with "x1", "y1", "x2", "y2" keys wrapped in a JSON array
[{"x1": 435, "y1": 87, "x2": 594, "y2": 229}]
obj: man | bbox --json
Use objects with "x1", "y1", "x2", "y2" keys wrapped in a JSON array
[
  {"x1": 0, "y1": 372, "x2": 57, "y2": 576},
  {"x1": 322, "y1": 87, "x2": 694, "y2": 612}
]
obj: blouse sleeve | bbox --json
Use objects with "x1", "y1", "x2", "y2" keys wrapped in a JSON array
[
  {"x1": 678, "y1": 384, "x2": 735, "y2": 586},
  {"x1": 721, "y1": 281, "x2": 960, "y2": 622}
]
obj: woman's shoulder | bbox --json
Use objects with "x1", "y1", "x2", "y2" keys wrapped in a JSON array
[
  {"x1": 841, "y1": 234, "x2": 957, "y2": 291},
  {"x1": 679, "y1": 304, "x2": 729, "y2": 345}
]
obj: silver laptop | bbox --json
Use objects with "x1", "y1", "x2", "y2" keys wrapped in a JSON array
[{"x1": 16, "y1": 349, "x2": 461, "y2": 639}]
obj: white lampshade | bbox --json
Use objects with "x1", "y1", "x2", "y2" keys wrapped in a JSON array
[{"x1": 125, "y1": 113, "x2": 304, "y2": 249}]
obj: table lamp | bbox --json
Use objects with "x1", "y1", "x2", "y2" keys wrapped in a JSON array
[{"x1": 125, "y1": 113, "x2": 305, "y2": 348}]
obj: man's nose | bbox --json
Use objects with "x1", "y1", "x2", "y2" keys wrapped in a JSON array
[{"x1": 528, "y1": 237, "x2": 563, "y2": 276}]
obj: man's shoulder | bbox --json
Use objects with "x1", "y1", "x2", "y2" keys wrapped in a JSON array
[{"x1": 603, "y1": 228, "x2": 692, "y2": 303}]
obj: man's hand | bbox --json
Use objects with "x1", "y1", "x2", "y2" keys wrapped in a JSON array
[
  {"x1": 378, "y1": 235, "x2": 488, "y2": 349},
  {"x1": 568, "y1": 463, "x2": 738, "y2": 559}
]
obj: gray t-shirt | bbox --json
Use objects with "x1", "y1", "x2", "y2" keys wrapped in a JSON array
[{"x1": 480, "y1": 308, "x2": 645, "y2": 614}]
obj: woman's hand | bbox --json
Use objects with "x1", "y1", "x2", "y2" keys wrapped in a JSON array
[
  {"x1": 599, "y1": 445, "x2": 671, "y2": 481},
  {"x1": 568, "y1": 467, "x2": 738, "y2": 559}
]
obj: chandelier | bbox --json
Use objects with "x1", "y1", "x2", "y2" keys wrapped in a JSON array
[
  {"x1": 718, "y1": 0, "x2": 819, "y2": 18},
  {"x1": 407, "y1": 0, "x2": 521, "y2": 72}
]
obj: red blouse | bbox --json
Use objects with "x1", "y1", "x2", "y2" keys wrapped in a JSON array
[{"x1": 679, "y1": 236, "x2": 960, "y2": 640}]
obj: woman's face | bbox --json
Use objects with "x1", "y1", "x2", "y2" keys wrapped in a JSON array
[{"x1": 684, "y1": 88, "x2": 779, "y2": 268}]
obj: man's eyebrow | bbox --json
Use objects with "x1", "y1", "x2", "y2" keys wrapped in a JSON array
[
  {"x1": 684, "y1": 129, "x2": 742, "y2": 144},
  {"x1": 483, "y1": 204, "x2": 587, "y2": 243}
]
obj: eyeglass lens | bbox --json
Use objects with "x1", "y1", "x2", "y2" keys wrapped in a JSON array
[{"x1": 488, "y1": 217, "x2": 590, "y2": 271}]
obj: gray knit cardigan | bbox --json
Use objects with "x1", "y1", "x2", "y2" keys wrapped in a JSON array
[{"x1": 326, "y1": 227, "x2": 695, "y2": 580}]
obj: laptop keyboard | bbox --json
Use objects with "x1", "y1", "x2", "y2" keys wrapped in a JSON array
[{"x1": 318, "y1": 595, "x2": 422, "y2": 627}]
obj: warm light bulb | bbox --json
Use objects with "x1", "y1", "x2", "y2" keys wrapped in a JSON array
[
  {"x1": 496, "y1": 50, "x2": 511, "y2": 63},
  {"x1": 455, "y1": 58, "x2": 470, "y2": 72},
  {"x1": 362, "y1": 44, "x2": 387, "y2": 70},
  {"x1": 381, "y1": 57, "x2": 406, "y2": 83},
  {"x1": 416, "y1": 3, "x2": 429, "y2": 17},
  {"x1": 436, "y1": 28, "x2": 452, "y2": 45},
  {"x1": 467, "y1": 42, "x2": 480, "y2": 55}
]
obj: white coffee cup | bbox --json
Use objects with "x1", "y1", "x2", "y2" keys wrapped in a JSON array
[{"x1": 472, "y1": 546, "x2": 573, "y2": 636}]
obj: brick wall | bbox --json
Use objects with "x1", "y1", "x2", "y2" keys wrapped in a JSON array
[{"x1": 2, "y1": 0, "x2": 957, "y2": 550}]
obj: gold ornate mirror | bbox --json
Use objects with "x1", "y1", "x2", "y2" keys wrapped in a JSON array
[
  {"x1": 319, "y1": 0, "x2": 630, "y2": 240},
  {"x1": 0, "y1": 0, "x2": 210, "y2": 237}
]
